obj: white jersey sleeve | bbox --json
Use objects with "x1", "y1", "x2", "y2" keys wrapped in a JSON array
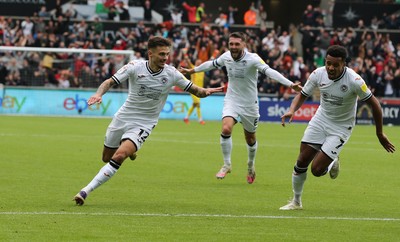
[
  {"x1": 194, "y1": 51, "x2": 230, "y2": 72},
  {"x1": 300, "y1": 68, "x2": 320, "y2": 98},
  {"x1": 252, "y1": 54, "x2": 293, "y2": 87},
  {"x1": 112, "y1": 60, "x2": 138, "y2": 85},
  {"x1": 172, "y1": 68, "x2": 193, "y2": 91},
  {"x1": 353, "y1": 76, "x2": 373, "y2": 101}
]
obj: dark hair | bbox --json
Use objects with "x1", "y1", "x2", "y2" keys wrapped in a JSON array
[
  {"x1": 326, "y1": 45, "x2": 348, "y2": 61},
  {"x1": 229, "y1": 32, "x2": 247, "y2": 42},
  {"x1": 147, "y1": 36, "x2": 171, "y2": 49}
]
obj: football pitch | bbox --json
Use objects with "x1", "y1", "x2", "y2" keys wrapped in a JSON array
[{"x1": 1, "y1": 115, "x2": 399, "y2": 241}]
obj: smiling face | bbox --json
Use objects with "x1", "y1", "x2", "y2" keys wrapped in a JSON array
[
  {"x1": 325, "y1": 54, "x2": 346, "y2": 80},
  {"x1": 228, "y1": 36, "x2": 245, "y2": 60},
  {"x1": 148, "y1": 45, "x2": 170, "y2": 71}
]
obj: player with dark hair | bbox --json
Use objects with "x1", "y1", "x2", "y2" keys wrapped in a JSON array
[
  {"x1": 73, "y1": 36, "x2": 223, "y2": 205},
  {"x1": 180, "y1": 32, "x2": 302, "y2": 184},
  {"x1": 279, "y1": 45, "x2": 395, "y2": 210}
]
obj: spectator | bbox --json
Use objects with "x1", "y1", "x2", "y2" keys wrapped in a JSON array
[
  {"x1": 182, "y1": 2, "x2": 196, "y2": 23},
  {"x1": 54, "y1": 0, "x2": 64, "y2": 18},
  {"x1": 37, "y1": 5, "x2": 50, "y2": 18},
  {"x1": 143, "y1": 0, "x2": 152, "y2": 22},
  {"x1": 299, "y1": 25, "x2": 315, "y2": 66},
  {"x1": 196, "y1": 2, "x2": 206, "y2": 23},
  {"x1": 21, "y1": 17, "x2": 34, "y2": 37},
  {"x1": 214, "y1": 13, "x2": 227, "y2": 27},
  {"x1": 117, "y1": 1, "x2": 130, "y2": 21},
  {"x1": 79, "y1": 65, "x2": 98, "y2": 88},
  {"x1": 33, "y1": 16, "x2": 46, "y2": 34},
  {"x1": 302, "y1": 4, "x2": 315, "y2": 26},
  {"x1": 171, "y1": 9, "x2": 183, "y2": 25},
  {"x1": 244, "y1": 4, "x2": 257, "y2": 26},
  {"x1": 108, "y1": 5, "x2": 118, "y2": 21},
  {"x1": 278, "y1": 30, "x2": 291, "y2": 53},
  {"x1": 227, "y1": 5, "x2": 238, "y2": 25},
  {"x1": 57, "y1": 69, "x2": 71, "y2": 88},
  {"x1": 254, "y1": 4, "x2": 268, "y2": 31}
]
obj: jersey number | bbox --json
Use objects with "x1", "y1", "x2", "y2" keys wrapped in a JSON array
[
  {"x1": 335, "y1": 139, "x2": 345, "y2": 149},
  {"x1": 138, "y1": 129, "x2": 150, "y2": 144}
]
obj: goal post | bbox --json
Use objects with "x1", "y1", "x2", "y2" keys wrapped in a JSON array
[
  {"x1": 0, "y1": 46, "x2": 135, "y2": 88},
  {"x1": 0, "y1": 46, "x2": 135, "y2": 57}
]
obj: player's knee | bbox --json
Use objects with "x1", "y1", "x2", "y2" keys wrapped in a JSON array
[
  {"x1": 246, "y1": 136, "x2": 256, "y2": 146},
  {"x1": 221, "y1": 126, "x2": 231, "y2": 134},
  {"x1": 311, "y1": 166, "x2": 326, "y2": 177},
  {"x1": 111, "y1": 152, "x2": 127, "y2": 163}
]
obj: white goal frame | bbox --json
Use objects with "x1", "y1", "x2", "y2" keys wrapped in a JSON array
[{"x1": 0, "y1": 46, "x2": 135, "y2": 60}]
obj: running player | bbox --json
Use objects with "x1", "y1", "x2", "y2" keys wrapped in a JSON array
[
  {"x1": 73, "y1": 36, "x2": 223, "y2": 205},
  {"x1": 279, "y1": 45, "x2": 395, "y2": 210},
  {"x1": 180, "y1": 32, "x2": 302, "y2": 184}
]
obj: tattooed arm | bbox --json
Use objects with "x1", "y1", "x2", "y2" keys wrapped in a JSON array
[{"x1": 87, "y1": 78, "x2": 116, "y2": 105}]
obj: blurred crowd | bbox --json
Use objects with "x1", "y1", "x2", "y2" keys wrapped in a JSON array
[{"x1": 0, "y1": 1, "x2": 399, "y2": 98}]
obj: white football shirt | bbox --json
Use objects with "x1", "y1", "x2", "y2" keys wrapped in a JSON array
[
  {"x1": 111, "y1": 60, "x2": 192, "y2": 124},
  {"x1": 301, "y1": 66, "x2": 372, "y2": 125},
  {"x1": 195, "y1": 51, "x2": 292, "y2": 109}
]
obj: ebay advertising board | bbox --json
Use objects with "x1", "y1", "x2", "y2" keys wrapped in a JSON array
[
  {"x1": 0, "y1": 88, "x2": 224, "y2": 120},
  {"x1": 2, "y1": 88, "x2": 398, "y2": 125}
]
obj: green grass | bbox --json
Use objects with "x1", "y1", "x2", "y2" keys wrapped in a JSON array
[{"x1": 0, "y1": 115, "x2": 399, "y2": 241}]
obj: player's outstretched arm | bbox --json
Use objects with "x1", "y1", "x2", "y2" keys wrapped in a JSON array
[
  {"x1": 366, "y1": 96, "x2": 396, "y2": 153},
  {"x1": 188, "y1": 84, "x2": 224, "y2": 98},
  {"x1": 290, "y1": 82, "x2": 303, "y2": 92},
  {"x1": 87, "y1": 78, "x2": 115, "y2": 106},
  {"x1": 179, "y1": 67, "x2": 194, "y2": 75},
  {"x1": 281, "y1": 93, "x2": 307, "y2": 127}
]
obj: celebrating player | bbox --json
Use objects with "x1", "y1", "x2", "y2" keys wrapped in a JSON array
[
  {"x1": 180, "y1": 32, "x2": 302, "y2": 184},
  {"x1": 279, "y1": 45, "x2": 395, "y2": 210},
  {"x1": 73, "y1": 36, "x2": 223, "y2": 205}
]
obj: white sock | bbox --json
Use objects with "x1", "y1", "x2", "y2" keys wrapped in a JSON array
[
  {"x1": 220, "y1": 134, "x2": 232, "y2": 166},
  {"x1": 292, "y1": 167, "x2": 307, "y2": 204},
  {"x1": 82, "y1": 161, "x2": 119, "y2": 195},
  {"x1": 247, "y1": 141, "x2": 257, "y2": 168}
]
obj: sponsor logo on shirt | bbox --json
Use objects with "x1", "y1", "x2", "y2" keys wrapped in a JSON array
[
  {"x1": 322, "y1": 92, "x2": 343, "y2": 106},
  {"x1": 137, "y1": 85, "x2": 162, "y2": 100}
]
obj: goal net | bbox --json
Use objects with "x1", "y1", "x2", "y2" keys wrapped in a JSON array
[{"x1": 0, "y1": 46, "x2": 135, "y2": 89}]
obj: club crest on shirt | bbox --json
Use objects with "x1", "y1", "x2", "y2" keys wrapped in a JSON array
[
  {"x1": 161, "y1": 78, "x2": 168, "y2": 84},
  {"x1": 341, "y1": 84, "x2": 348, "y2": 92},
  {"x1": 242, "y1": 60, "x2": 247, "y2": 66}
]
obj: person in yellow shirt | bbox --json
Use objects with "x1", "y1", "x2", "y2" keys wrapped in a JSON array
[{"x1": 183, "y1": 56, "x2": 206, "y2": 125}]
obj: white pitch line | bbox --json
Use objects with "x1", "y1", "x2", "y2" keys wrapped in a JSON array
[
  {"x1": 0, "y1": 211, "x2": 399, "y2": 222},
  {"x1": 0, "y1": 133, "x2": 390, "y2": 151}
]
